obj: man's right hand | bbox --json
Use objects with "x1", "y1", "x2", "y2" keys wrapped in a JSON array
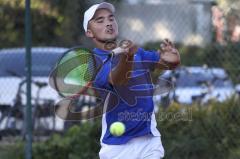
[{"x1": 119, "y1": 40, "x2": 138, "y2": 60}]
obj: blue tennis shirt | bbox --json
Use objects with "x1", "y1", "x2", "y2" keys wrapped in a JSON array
[{"x1": 93, "y1": 47, "x2": 161, "y2": 145}]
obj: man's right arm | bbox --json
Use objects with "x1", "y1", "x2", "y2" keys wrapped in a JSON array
[{"x1": 109, "y1": 44, "x2": 138, "y2": 85}]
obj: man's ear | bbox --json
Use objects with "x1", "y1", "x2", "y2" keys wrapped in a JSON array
[{"x1": 85, "y1": 29, "x2": 94, "y2": 38}]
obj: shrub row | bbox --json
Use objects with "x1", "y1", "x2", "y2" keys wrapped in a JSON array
[{"x1": 1, "y1": 98, "x2": 239, "y2": 159}]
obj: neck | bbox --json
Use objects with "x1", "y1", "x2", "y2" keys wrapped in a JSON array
[
  {"x1": 95, "y1": 41, "x2": 107, "y2": 50},
  {"x1": 93, "y1": 38, "x2": 117, "y2": 51}
]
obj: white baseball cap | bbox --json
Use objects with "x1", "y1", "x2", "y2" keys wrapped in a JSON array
[{"x1": 83, "y1": 2, "x2": 115, "y2": 32}]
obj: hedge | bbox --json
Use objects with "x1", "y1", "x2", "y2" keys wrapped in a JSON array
[{"x1": 1, "y1": 97, "x2": 239, "y2": 159}]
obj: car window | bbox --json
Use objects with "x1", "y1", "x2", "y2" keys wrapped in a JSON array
[
  {"x1": 0, "y1": 51, "x2": 62, "y2": 77},
  {"x1": 32, "y1": 52, "x2": 62, "y2": 76},
  {"x1": 212, "y1": 79, "x2": 233, "y2": 87},
  {"x1": 176, "y1": 72, "x2": 233, "y2": 87},
  {"x1": 176, "y1": 73, "x2": 204, "y2": 87},
  {"x1": 0, "y1": 53, "x2": 25, "y2": 76}
]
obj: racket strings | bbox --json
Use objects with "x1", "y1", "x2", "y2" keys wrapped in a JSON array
[{"x1": 53, "y1": 48, "x2": 101, "y2": 97}]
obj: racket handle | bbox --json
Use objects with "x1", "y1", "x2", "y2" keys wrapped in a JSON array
[
  {"x1": 111, "y1": 47, "x2": 128, "y2": 55},
  {"x1": 111, "y1": 39, "x2": 133, "y2": 56},
  {"x1": 112, "y1": 40, "x2": 132, "y2": 55}
]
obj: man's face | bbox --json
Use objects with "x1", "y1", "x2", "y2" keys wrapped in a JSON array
[{"x1": 87, "y1": 9, "x2": 118, "y2": 42}]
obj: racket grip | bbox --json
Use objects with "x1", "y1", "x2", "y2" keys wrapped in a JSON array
[
  {"x1": 111, "y1": 47, "x2": 128, "y2": 55},
  {"x1": 111, "y1": 40, "x2": 133, "y2": 56}
]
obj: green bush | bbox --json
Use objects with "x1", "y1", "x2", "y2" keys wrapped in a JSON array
[
  {"x1": 31, "y1": 98, "x2": 239, "y2": 159},
  {"x1": 0, "y1": 141, "x2": 24, "y2": 159},
  {"x1": 1, "y1": 98, "x2": 239, "y2": 159},
  {"x1": 158, "y1": 98, "x2": 240, "y2": 159},
  {"x1": 33, "y1": 121, "x2": 101, "y2": 159}
]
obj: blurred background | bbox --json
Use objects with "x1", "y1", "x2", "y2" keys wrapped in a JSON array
[{"x1": 0, "y1": 0, "x2": 240, "y2": 158}]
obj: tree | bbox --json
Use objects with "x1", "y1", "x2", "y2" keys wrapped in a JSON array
[{"x1": 0, "y1": 0, "x2": 87, "y2": 48}]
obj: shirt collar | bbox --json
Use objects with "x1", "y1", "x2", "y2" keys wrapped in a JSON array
[{"x1": 93, "y1": 48, "x2": 111, "y2": 61}]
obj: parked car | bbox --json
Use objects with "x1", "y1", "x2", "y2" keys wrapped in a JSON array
[
  {"x1": 0, "y1": 47, "x2": 68, "y2": 105},
  {"x1": 0, "y1": 47, "x2": 68, "y2": 131},
  {"x1": 153, "y1": 66, "x2": 235, "y2": 106}
]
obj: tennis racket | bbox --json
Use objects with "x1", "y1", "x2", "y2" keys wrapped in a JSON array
[{"x1": 49, "y1": 40, "x2": 133, "y2": 98}]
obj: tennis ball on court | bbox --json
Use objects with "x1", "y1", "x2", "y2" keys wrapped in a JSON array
[{"x1": 110, "y1": 122, "x2": 125, "y2": 136}]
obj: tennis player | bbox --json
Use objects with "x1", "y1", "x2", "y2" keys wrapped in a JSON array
[{"x1": 83, "y1": 2, "x2": 180, "y2": 159}]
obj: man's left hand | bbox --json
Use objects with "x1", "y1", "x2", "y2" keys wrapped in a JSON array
[{"x1": 157, "y1": 39, "x2": 180, "y2": 70}]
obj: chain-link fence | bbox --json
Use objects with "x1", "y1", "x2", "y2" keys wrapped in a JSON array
[{"x1": 0, "y1": 0, "x2": 240, "y2": 159}]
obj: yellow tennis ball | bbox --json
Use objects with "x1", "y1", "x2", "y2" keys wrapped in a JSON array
[{"x1": 110, "y1": 122, "x2": 125, "y2": 136}]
